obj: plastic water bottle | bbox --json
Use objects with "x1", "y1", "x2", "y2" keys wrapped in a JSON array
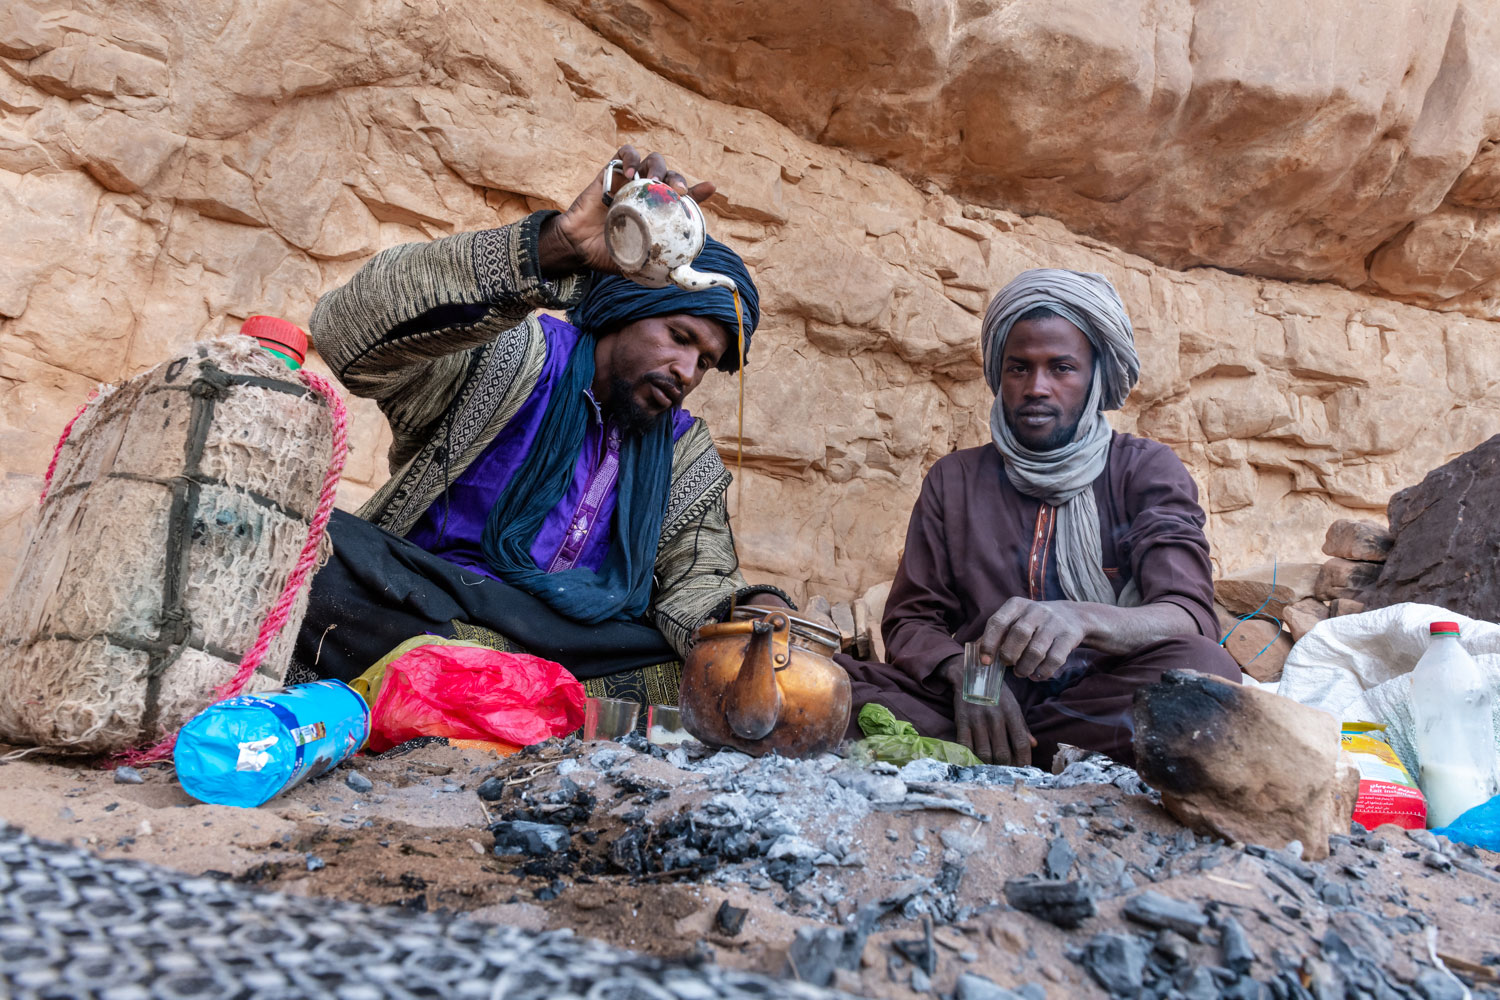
[
  {"x1": 175, "y1": 680, "x2": 369, "y2": 807},
  {"x1": 241, "y1": 315, "x2": 307, "y2": 370},
  {"x1": 1410, "y1": 621, "x2": 1499, "y2": 827}
]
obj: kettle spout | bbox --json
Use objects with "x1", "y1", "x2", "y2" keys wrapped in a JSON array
[
  {"x1": 669, "y1": 264, "x2": 738, "y2": 294},
  {"x1": 723, "y1": 616, "x2": 784, "y2": 741}
]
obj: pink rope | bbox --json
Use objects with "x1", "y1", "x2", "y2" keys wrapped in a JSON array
[
  {"x1": 38, "y1": 398, "x2": 94, "y2": 507},
  {"x1": 113, "y1": 369, "x2": 349, "y2": 767}
]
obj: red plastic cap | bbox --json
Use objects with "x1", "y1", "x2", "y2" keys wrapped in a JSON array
[
  {"x1": 1430, "y1": 621, "x2": 1461, "y2": 634},
  {"x1": 241, "y1": 315, "x2": 307, "y2": 364}
]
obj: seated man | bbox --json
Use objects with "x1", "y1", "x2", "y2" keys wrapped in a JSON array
[
  {"x1": 290, "y1": 146, "x2": 791, "y2": 704},
  {"x1": 839, "y1": 268, "x2": 1238, "y2": 768}
]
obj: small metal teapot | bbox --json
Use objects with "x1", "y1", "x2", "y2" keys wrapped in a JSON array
[
  {"x1": 604, "y1": 160, "x2": 738, "y2": 294},
  {"x1": 680, "y1": 607, "x2": 852, "y2": 758}
]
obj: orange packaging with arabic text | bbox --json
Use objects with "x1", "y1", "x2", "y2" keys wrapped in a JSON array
[{"x1": 1342, "y1": 722, "x2": 1427, "y2": 830}]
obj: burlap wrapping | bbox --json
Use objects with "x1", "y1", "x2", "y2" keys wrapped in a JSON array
[{"x1": 0, "y1": 337, "x2": 333, "y2": 754}]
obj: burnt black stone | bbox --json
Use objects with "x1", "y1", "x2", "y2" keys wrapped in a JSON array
[
  {"x1": 715, "y1": 900, "x2": 748, "y2": 936},
  {"x1": 1080, "y1": 932, "x2": 1148, "y2": 996},
  {"x1": 476, "y1": 777, "x2": 506, "y2": 802},
  {"x1": 1123, "y1": 891, "x2": 1208, "y2": 940},
  {"x1": 766, "y1": 858, "x2": 816, "y2": 891},
  {"x1": 1045, "y1": 837, "x2": 1077, "y2": 880},
  {"x1": 491, "y1": 821, "x2": 570, "y2": 857},
  {"x1": 1004, "y1": 878, "x2": 1097, "y2": 930},
  {"x1": 607, "y1": 826, "x2": 648, "y2": 875},
  {"x1": 1220, "y1": 916, "x2": 1256, "y2": 974}
]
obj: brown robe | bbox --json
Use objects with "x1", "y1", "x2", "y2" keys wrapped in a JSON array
[{"x1": 838, "y1": 431, "x2": 1240, "y2": 766}]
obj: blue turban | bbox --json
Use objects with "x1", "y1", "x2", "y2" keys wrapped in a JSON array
[{"x1": 569, "y1": 236, "x2": 761, "y2": 372}]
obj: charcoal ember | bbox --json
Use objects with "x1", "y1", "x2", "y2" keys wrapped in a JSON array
[
  {"x1": 1003, "y1": 878, "x2": 1097, "y2": 929},
  {"x1": 492, "y1": 821, "x2": 571, "y2": 857},
  {"x1": 476, "y1": 777, "x2": 506, "y2": 802},
  {"x1": 1122, "y1": 890, "x2": 1208, "y2": 940},
  {"x1": 1220, "y1": 916, "x2": 1256, "y2": 974},
  {"x1": 715, "y1": 900, "x2": 748, "y2": 936},
  {"x1": 608, "y1": 826, "x2": 649, "y2": 875},
  {"x1": 766, "y1": 857, "x2": 816, "y2": 891},
  {"x1": 1080, "y1": 932, "x2": 1149, "y2": 996}
]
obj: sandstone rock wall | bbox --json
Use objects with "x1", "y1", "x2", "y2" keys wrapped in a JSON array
[
  {"x1": 557, "y1": 0, "x2": 1500, "y2": 320},
  {"x1": 2, "y1": 0, "x2": 1498, "y2": 609}
]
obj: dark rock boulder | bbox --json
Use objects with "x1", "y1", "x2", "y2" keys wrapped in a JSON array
[{"x1": 1366, "y1": 434, "x2": 1500, "y2": 619}]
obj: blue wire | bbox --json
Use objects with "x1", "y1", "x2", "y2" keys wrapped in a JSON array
[{"x1": 1219, "y1": 557, "x2": 1284, "y2": 666}]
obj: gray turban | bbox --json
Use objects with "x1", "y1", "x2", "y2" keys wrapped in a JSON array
[{"x1": 980, "y1": 268, "x2": 1142, "y2": 606}]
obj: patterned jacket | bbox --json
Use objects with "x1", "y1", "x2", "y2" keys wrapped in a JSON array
[{"x1": 309, "y1": 211, "x2": 780, "y2": 655}]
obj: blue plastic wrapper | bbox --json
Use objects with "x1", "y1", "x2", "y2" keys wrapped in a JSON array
[
  {"x1": 1431, "y1": 792, "x2": 1500, "y2": 852},
  {"x1": 175, "y1": 680, "x2": 370, "y2": 808}
]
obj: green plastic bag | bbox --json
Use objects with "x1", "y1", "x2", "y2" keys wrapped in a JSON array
[{"x1": 851, "y1": 703, "x2": 982, "y2": 767}]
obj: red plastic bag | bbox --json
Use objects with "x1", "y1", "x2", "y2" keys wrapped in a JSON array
[{"x1": 364, "y1": 641, "x2": 585, "y2": 754}]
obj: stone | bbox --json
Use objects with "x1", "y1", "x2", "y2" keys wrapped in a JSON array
[
  {"x1": 1282, "y1": 598, "x2": 1330, "y2": 643},
  {"x1": 113, "y1": 766, "x2": 144, "y2": 785},
  {"x1": 1220, "y1": 618, "x2": 1292, "y2": 683},
  {"x1": 1314, "y1": 558, "x2": 1383, "y2": 602},
  {"x1": 1132, "y1": 670, "x2": 1360, "y2": 861},
  {"x1": 1365, "y1": 436, "x2": 1500, "y2": 620},
  {"x1": 557, "y1": 0, "x2": 1500, "y2": 311},
  {"x1": 1322, "y1": 519, "x2": 1394, "y2": 562},
  {"x1": 715, "y1": 900, "x2": 747, "y2": 936},
  {"x1": 829, "y1": 601, "x2": 856, "y2": 652},
  {"x1": 956, "y1": 972, "x2": 1029, "y2": 1000},
  {"x1": 476, "y1": 777, "x2": 506, "y2": 802},
  {"x1": 1329, "y1": 599, "x2": 1366, "y2": 617},
  {"x1": 1080, "y1": 932, "x2": 1148, "y2": 996},
  {"x1": 1214, "y1": 563, "x2": 1322, "y2": 618},
  {"x1": 343, "y1": 771, "x2": 373, "y2": 794},
  {"x1": 1121, "y1": 891, "x2": 1208, "y2": 940},
  {"x1": 1220, "y1": 917, "x2": 1256, "y2": 974},
  {"x1": 1002, "y1": 878, "x2": 1097, "y2": 929},
  {"x1": 490, "y1": 821, "x2": 571, "y2": 857}
]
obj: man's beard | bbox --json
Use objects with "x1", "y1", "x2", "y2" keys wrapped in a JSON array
[
  {"x1": 1004, "y1": 403, "x2": 1086, "y2": 452},
  {"x1": 603, "y1": 376, "x2": 666, "y2": 437}
]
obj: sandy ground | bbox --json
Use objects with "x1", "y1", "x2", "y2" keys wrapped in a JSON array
[{"x1": 2, "y1": 738, "x2": 1497, "y2": 998}]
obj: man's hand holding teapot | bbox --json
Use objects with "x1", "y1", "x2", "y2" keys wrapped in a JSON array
[{"x1": 539, "y1": 145, "x2": 716, "y2": 279}]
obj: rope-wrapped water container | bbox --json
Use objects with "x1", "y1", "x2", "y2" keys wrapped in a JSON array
[{"x1": 0, "y1": 337, "x2": 340, "y2": 755}]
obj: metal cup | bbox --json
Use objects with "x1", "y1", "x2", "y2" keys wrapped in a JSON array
[
  {"x1": 646, "y1": 704, "x2": 692, "y2": 746},
  {"x1": 583, "y1": 697, "x2": 640, "y2": 741},
  {"x1": 961, "y1": 641, "x2": 1004, "y2": 706}
]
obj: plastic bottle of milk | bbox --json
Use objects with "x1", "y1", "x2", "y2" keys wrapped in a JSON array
[{"x1": 1410, "y1": 621, "x2": 1499, "y2": 827}]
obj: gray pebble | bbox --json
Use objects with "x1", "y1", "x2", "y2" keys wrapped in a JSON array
[
  {"x1": 344, "y1": 771, "x2": 374, "y2": 793},
  {"x1": 114, "y1": 767, "x2": 144, "y2": 785}
]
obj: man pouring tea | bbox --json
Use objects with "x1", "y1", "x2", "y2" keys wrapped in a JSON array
[{"x1": 291, "y1": 147, "x2": 793, "y2": 706}]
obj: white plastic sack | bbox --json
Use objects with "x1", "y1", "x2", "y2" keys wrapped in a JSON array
[{"x1": 1278, "y1": 603, "x2": 1500, "y2": 779}]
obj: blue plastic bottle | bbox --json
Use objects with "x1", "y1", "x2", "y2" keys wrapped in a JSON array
[{"x1": 175, "y1": 680, "x2": 370, "y2": 807}]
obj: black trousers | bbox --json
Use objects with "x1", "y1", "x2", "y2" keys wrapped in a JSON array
[{"x1": 292, "y1": 510, "x2": 676, "y2": 682}]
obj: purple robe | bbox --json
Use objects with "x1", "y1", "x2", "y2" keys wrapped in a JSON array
[{"x1": 406, "y1": 316, "x2": 694, "y2": 577}]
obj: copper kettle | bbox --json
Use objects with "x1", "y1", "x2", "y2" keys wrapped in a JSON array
[{"x1": 680, "y1": 606, "x2": 852, "y2": 758}]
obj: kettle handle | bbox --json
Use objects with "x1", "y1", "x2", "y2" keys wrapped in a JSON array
[{"x1": 723, "y1": 612, "x2": 790, "y2": 741}]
